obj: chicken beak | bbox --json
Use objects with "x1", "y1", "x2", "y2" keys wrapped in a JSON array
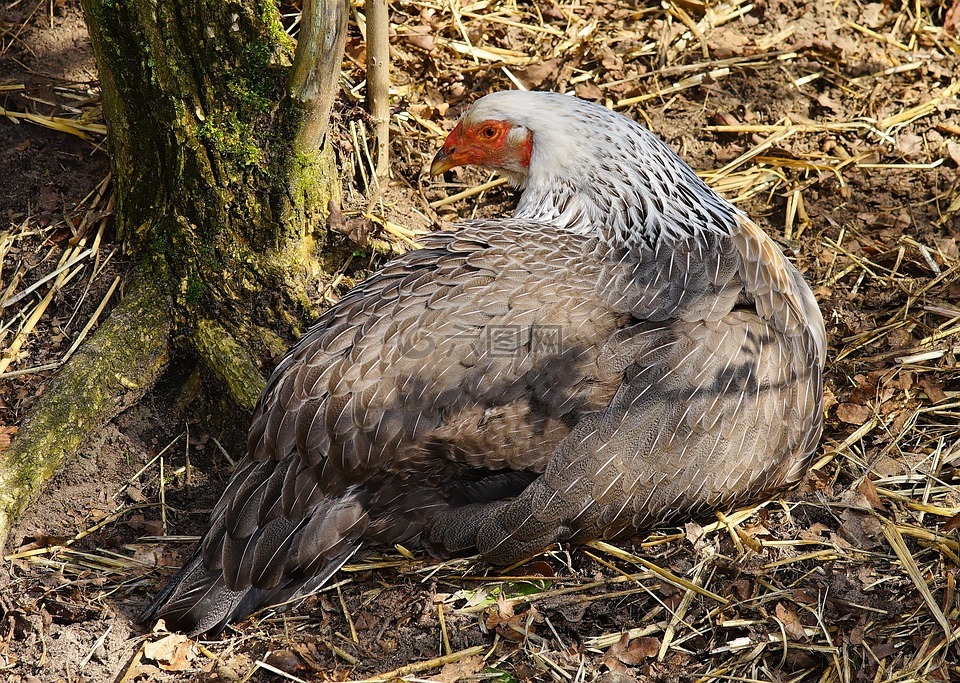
[
  {"x1": 430, "y1": 147, "x2": 457, "y2": 176},
  {"x1": 430, "y1": 121, "x2": 465, "y2": 176}
]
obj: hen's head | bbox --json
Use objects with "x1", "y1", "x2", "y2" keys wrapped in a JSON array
[
  {"x1": 429, "y1": 91, "x2": 586, "y2": 187},
  {"x1": 430, "y1": 91, "x2": 738, "y2": 246},
  {"x1": 430, "y1": 98, "x2": 535, "y2": 186}
]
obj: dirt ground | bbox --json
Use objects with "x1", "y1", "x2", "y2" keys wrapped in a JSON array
[{"x1": 2, "y1": 0, "x2": 959, "y2": 681}]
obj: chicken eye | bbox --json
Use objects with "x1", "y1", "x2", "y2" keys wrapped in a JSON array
[{"x1": 481, "y1": 126, "x2": 499, "y2": 139}]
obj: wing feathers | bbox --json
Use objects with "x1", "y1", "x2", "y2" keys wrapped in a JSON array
[{"x1": 144, "y1": 217, "x2": 823, "y2": 633}]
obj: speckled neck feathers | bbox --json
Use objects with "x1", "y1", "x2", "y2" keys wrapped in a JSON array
[{"x1": 465, "y1": 91, "x2": 739, "y2": 250}]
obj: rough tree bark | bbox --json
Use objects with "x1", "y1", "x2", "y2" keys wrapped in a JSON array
[{"x1": 0, "y1": 0, "x2": 350, "y2": 549}]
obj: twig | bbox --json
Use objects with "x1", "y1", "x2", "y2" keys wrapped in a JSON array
[
  {"x1": 285, "y1": 0, "x2": 349, "y2": 152},
  {"x1": 365, "y1": 0, "x2": 390, "y2": 180}
]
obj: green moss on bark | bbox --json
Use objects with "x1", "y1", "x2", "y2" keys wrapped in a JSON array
[
  {"x1": 0, "y1": 271, "x2": 171, "y2": 550},
  {"x1": 191, "y1": 319, "x2": 266, "y2": 413}
]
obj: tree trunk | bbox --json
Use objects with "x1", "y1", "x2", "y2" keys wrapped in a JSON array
[
  {"x1": 0, "y1": 0, "x2": 349, "y2": 549},
  {"x1": 83, "y1": 0, "x2": 347, "y2": 386}
]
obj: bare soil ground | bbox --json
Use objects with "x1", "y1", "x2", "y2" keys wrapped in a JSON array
[{"x1": 2, "y1": 0, "x2": 960, "y2": 681}]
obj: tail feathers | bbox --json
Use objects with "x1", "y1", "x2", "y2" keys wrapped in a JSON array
[{"x1": 138, "y1": 544, "x2": 360, "y2": 636}]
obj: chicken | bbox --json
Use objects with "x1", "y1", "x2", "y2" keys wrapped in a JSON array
[{"x1": 139, "y1": 90, "x2": 825, "y2": 635}]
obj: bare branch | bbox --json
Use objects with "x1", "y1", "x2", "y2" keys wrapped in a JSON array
[
  {"x1": 365, "y1": 0, "x2": 391, "y2": 178},
  {"x1": 286, "y1": 0, "x2": 349, "y2": 153}
]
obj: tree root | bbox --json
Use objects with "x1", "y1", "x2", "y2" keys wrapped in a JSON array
[
  {"x1": 0, "y1": 270, "x2": 171, "y2": 551},
  {"x1": 191, "y1": 318, "x2": 266, "y2": 414}
]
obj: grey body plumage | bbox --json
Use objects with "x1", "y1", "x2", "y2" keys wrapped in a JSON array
[{"x1": 140, "y1": 91, "x2": 825, "y2": 635}]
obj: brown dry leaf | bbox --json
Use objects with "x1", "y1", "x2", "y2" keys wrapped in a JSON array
[
  {"x1": 860, "y1": 3, "x2": 886, "y2": 29},
  {"x1": 437, "y1": 654, "x2": 485, "y2": 682},
  {"x1": 800, "y1": 522, "x2": 831, "y2": 540},
  {"x1": 39, "y1": 184, "x2": 59, "y2": 214},
  {"x1": 125, "y1": 514, "x2": 165, "y2": 535},
  {"x1": 937, "y1": 237, "x2": 958, "y2": 260},
  {"x1": 494, "y1": 594, "x2": 515, "y2": 621},
  {"x1": 887, "y1": 327, "x2": 913, "y2": 350},
  {"x1": 575, "y1": 81, "x2": 604, "y2": 101},
  {"x1": 816, "y1": 92, "x2": 842, "y2": 113},
  {"x1": 409, "y1": 103, "x2": 448, "y2": 120},
  {"x1": 126, "y1": 485, "x2": 146, "y2": 503},
  {"x1": 774, "y1": 602, "x2": 807, "y2": 640},
  {"x1": 133, "y1": 664, "x2": 164, "y2": 679},
  {"x1": 943, "y1": 511, "x2": 960, "y2": 533},
  {"x1": 131, "y1": 545, "x2": 163, "y2": 567},
  {"x1": 684, "y1": 520, "x2": 706, "y2": 548},
  {"x1": 216, "y1": 654, "x2": 254, "y2": 680},
  {"x1": 836, "y1": 402, "x2": 872, "y2": 424},
  {"x1": 605, "y1": 632, "x2": 661, "y2": 667},
  {"x1": 895, "y1": 133, "x2": 923, "y2": 158},
  {"x1": 838, "y1": 508, "x2": 883, "y2": 549},
  {"x1": 406, "y1": 34, "x2": 435, "y2": 53},
  {"x1": 143, "y1": 633, "x2": 195, "y2": 671},
  {"x1": 354, "y1": 610, "x2": 378, "y2": 630},
  {"x1": 486, "y1": 598, "x2": 535, "y2": 642},
  {"x1": 0, "y1": 425, "x2": 17, "y2": 453},
  {"x1": 711, "y1": 27, "x2": 750, "y2": 59},
  {"x1": 857, "y1": 477, "x2": 884, "y2": 510},
  {"x1": 514, "y1": 59, "x2": 561, "y2": 89},
  {"x1": 731, "y1": 579, "x2": 753, "y2": 601},
  {"x1": 946, "y1": 141, "x2": 960, "y2": 167},
  {"x1": 946, "y1": 0, "x2": 960, "y2": 35},
  {"x1": 404, "y1": 25, "x2": 435, "y2": 53},
  {"x1": 919, "y1": 377, "x2": 947, "y2": 403},
  {"x1": 822, "y1": 385, "x2": 837, "y2": 412}
]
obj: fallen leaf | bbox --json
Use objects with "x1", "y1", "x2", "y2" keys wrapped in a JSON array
[
  {"x1": 437, "y1": 654, "x2": 484, "y2": 682},
  {"x1": 514, "y1": 59, "x2": 560, "y2": 89},
  {"x1": 775, "y1": 602, "x2": 807, "y2": 640},
  {"x1": 919, "y1": 377, "x2": 947, "y2": 403},
  {"x1": 131, "y1": 545, "x2": 163, "y2": 567},
  {"x1": 858, "y1": 477, "x2": 884, "y2": 510},
  {"x1": 836, "y1": 402, "x2": 872, "y2": 424},
  {"x1": 946, "y1": 0, "x2": 960, "y2": 35},
  {"x1": 143, "y1": 633, "x2": 195, "y2": 671},
  {"x1": 816, "y1": 92, "x2": 842, "y2": 112},
  {"x1": 605, "y1": 632, "x2": 661, "y2": 667},
  {"x1": 895, "y1": 133, "x2": 923, "y2": 158},
  {"x1": 800, "y1": 522, "x2": 831, "y2": 540},
  {"x1": 0, "y1": 425, "x2": 18, "y2": 454},
  {"x1": 574, "y1": 80, "x2": 603, "y2": 101},
  {"x1": 731, "y1": 579, "x2": 753, "y2": 600},
  {"x1": 406, "y1": 34, "x2": 435, "y2": 53},
  {"x1": 822, "y1": 386, "x2": 837, "y2": 412},
  {"x1": 838, "y1": 507, "x2": 883, "y2": 549},
  {"x1": 860, "y1": 3, "x2": 887, "y2": 29},
  {"x1": 944, "y1": 511, "x2": 960, "y2": 533},
  {"x1": 684, "y1": 520, "x2": 706, "y2": 548}
]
